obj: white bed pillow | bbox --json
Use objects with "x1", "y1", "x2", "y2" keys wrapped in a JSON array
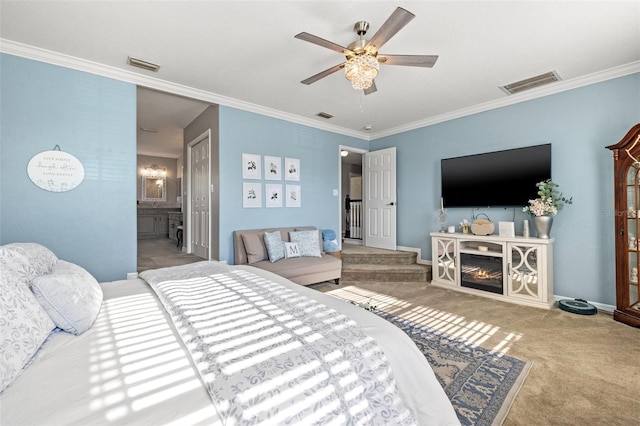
[
  {"x1": 289, "y1": 230, "x2": 322, "y2": 257},
  {"x1": 0, "y1": 267, "x2": 56, "y2": 393},
  {"x1": 31, "y1": 260, "x2": 103, "y2": 335},
  {"x1": 263, "y1": 231, "x2": 285, "y2": 263}
]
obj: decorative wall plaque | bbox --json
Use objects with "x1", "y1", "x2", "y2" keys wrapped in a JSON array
[{"x1": 27, "y1": 149, "x2": 85, "y2": 192}]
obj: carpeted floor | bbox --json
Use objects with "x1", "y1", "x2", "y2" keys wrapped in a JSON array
[{"x1": 311, "y1": 280, "x2": 640, "y2": 426}]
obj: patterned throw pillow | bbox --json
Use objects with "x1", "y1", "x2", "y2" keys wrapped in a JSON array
[
  {"x1": 284, "y1": 242, "x2": 301, "y2": 259},
  {"x1": 0, "y1": 243, "x2": 58, "y2": 289},
  {"x1": 0, "y1": 262, "x2": 56, "y2": 392},
  {"x1": 289, "y1": 230, "x2": 322, "y2": 257},
  {"x1": 263, "y1": 231, "x2": 285, "y2": 263},
  {"x1": 31, "y1": 260, "x2": 103, "y2": 335}
]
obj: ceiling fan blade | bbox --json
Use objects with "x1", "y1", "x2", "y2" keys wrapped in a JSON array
[
  {"x1": 378, "y1": 54, "x2": 439, "y2": 67},
  {"x1": 295, "y1": 32, "x2": 352, "y2": 55},
  {"x1": 364, "y1": 80, "x2": 377, "y2": 96},
  {"x1": 301, "y1": 63, "x2": 346, "y2": 85},
  {"x1": 366, "y1": 7, "x2": 415, "y2": 51}
]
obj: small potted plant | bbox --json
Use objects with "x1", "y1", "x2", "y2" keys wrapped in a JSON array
[{"x1": 523, "y1": 179, "x2": 572, "y2": 238}]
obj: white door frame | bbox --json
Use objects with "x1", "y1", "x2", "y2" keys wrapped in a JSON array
[
  {"x1": 338, "y1": 145, "x2": 368, "y2": 246},
  {"x1": 186, "y1": 129, "x2": 212, "y2": 256}
]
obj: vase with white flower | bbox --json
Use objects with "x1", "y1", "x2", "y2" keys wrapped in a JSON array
[
  {"x1": 522, "y1": 179, "x2": 572, "y2": 238},
  {"x1": 460, "y1": 219, "x2": 470, "y2": 234}
]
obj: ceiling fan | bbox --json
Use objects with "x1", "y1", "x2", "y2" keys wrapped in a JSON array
[{"x1": 295, "y1": 7, "x2": 438, "y2": 95}]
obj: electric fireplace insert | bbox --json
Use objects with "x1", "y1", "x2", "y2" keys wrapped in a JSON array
[{"x1": 460, "y1": 253, "x2": 503, "y2": 294}]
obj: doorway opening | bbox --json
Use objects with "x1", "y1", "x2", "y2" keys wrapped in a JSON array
[
  {"x1": 136, "y1": 86, "x2": 212, "y2": 270},
  {"x1": 340, "y1": 146, "x2": 365, "y2": 246}
]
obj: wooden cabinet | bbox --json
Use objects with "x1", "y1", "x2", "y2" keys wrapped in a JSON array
[
  {"x1": 431, "y1": 233, "x2": 554, "y2": 309},
  {"x1": 606, "y1": 123, "x2": 640, "y2": 327},
  {"x1": 137, "y1": 209, "x2": 175, "y2": 239}
]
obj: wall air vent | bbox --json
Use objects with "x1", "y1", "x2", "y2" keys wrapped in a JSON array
[
  {"x1": 316, "y1": 112, "x2": 334, "y2": 119},
  {"x1": 127, "y1": 56, "x2": 161, "y2": 72},
  {"x1": 500, "y1": 71, "x2": 561, "y2": 95}
]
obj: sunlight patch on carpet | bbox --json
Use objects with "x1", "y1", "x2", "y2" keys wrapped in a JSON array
[{"x1": 326, "y1": 285, "x2": 522, "y2": 355}]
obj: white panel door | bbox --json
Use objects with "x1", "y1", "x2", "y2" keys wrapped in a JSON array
[
  {"x1": 364, "y1": 147, "x2": 396, "y2": 250},
  {"x1": 190, "y1": 137, "x2": 210, "y2": 259}
]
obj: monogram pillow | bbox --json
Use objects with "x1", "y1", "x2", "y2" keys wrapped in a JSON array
[{"x1": 284, "y1": 242, "x2": 301, "y2": 259}]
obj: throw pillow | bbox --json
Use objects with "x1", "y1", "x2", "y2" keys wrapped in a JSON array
[
  {"x1": 241, "y1": 232, "x2": 268, "y2": 264},
  {"x1": 322, "y1": 229, "x2": 340, "y2": 253},
  {"x1": 31, "y1": 260, "x2": 103, "y2": 335},
  {"x1": 0, "y1": 266, "x2": 56, "y2": 392},
  {"x1": 263, "y1": 231, "x2": 285, "y2": 263},
  {"x1": 289, "y1": 230, "x2": 322, "y2": 257},
  {"x1": 284, "y1": 242, "x2": 301, "y2": 259},
  {"x1": 0, "y1": 243, "x2": 58, "y2": 289}
]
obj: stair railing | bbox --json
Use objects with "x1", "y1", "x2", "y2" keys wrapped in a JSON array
[{"x1": 350, "y1": 200, "x2": 362, "y2": 239}]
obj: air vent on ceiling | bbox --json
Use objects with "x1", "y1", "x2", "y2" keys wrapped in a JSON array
[
  {"x1": 127, "y1": 56, "x2": 161, "y2": 72},
  {"x1": 500, "y1": 71, "x2": 561, "y2": 95},
  {"x1": 316, "y1": 112, "x2": 334, "y2": 119}
]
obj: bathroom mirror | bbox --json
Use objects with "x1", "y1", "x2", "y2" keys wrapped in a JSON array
[{"x1": 141, "y1": 176, "x2": 166, "y2": 202}]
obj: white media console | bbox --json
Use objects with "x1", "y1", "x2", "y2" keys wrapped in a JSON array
[{"x1": 430, "y1": 232, "x2": 554, "y2": 309}]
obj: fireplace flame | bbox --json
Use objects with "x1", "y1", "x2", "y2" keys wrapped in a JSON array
[{"x1": 475, "y1": 269, "x2": 489, "y2": 279}]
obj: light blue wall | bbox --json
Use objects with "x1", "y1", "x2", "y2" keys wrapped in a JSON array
[
  {"x1": 218, "y1": 107, "x2": 368, "y2": 263},
  {"x1": 0, "y1": 54, "x2": 137, "y2": 282},
  {"x1": 371, "y1": 73, "x2": 640, "y2": 305},
  {"x1": 3, "y1": 52, "x2": 637, "y2": 306}
]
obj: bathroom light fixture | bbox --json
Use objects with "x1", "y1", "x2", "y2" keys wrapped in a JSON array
[
  {"x1": 144, "y1": 164, "x2": 166, "y2": 177},
  {"x1": 341, "y1": 150, "x2": 349, "y2": 157}
]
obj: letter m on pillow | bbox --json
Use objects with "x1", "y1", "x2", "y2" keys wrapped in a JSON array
[{"x1": 284, "y1": 242, "x2": 301, "y2": 259}]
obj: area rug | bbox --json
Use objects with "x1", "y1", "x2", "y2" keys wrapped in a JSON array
[{"x1": 373, "y1": 310, "x2": 532, "y2": 426}]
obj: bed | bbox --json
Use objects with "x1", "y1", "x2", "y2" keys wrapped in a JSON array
[{"x1": 1, "y1": 258, "x2": 459, "y2": 425}]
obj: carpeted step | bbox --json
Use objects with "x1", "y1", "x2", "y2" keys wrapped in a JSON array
[
  {"x1": 341, "y1": 250, "x2": 417, "y2": 266},
  {"x1": 342, "y1": 263, "x2": 431, "y2": 282}
]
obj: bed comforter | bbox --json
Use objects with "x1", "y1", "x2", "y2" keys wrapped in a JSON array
[{"x1": 1, "y1": 261, "x2": 459, "y2": 426}]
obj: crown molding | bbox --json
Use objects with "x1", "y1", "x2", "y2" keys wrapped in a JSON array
[
  {"x1": 371, "y1": 61, "x2": 640, "y2": 140},
  {"x1": 0, "y1": 39, "x2": 369, "y2": 141},
  {"x1": 3, "y1": 39, "x2": 637, "y2": 143}
]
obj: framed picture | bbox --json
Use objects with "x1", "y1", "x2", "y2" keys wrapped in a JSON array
[
  {"x1": 284, "y1": 157, "x2": 300, "y2": 181},
  {"x1": 286, "y1": 184, "x2": 301, "y2": 207},
  {"x1": 242, "y1": 153, "x2": 261, "y2": 180},
  {"x1": 264, "y1": 156, "x2": 282, "y2": 180},
  {"x1": 242, "y1": 182, "x2": 262, "y2": 208},
  {"x1": 265, "y1": 183, "x2": 282, "y2": 208}
]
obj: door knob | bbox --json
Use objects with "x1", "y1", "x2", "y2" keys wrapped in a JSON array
[{"x1": 387, "y1": 202, "x2": 395, "y2": 206}]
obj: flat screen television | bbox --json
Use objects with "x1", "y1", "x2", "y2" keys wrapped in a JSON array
[{"x1": 441, "y1": 143, "x2": 551, "y2": 208}]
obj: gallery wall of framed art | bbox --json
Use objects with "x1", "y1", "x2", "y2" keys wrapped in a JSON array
[{"x1": 242, "y1": 153, "x2": 300, "y2": 208}]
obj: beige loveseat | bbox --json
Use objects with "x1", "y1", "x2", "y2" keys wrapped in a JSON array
[{"x1": 233, "y1": 226, "x2": 341, "y2": 286}]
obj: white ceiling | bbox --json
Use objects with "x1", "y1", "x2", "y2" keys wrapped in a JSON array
[{"x1": 2, "y1": 1, "x2": 639, "y2": 158}]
